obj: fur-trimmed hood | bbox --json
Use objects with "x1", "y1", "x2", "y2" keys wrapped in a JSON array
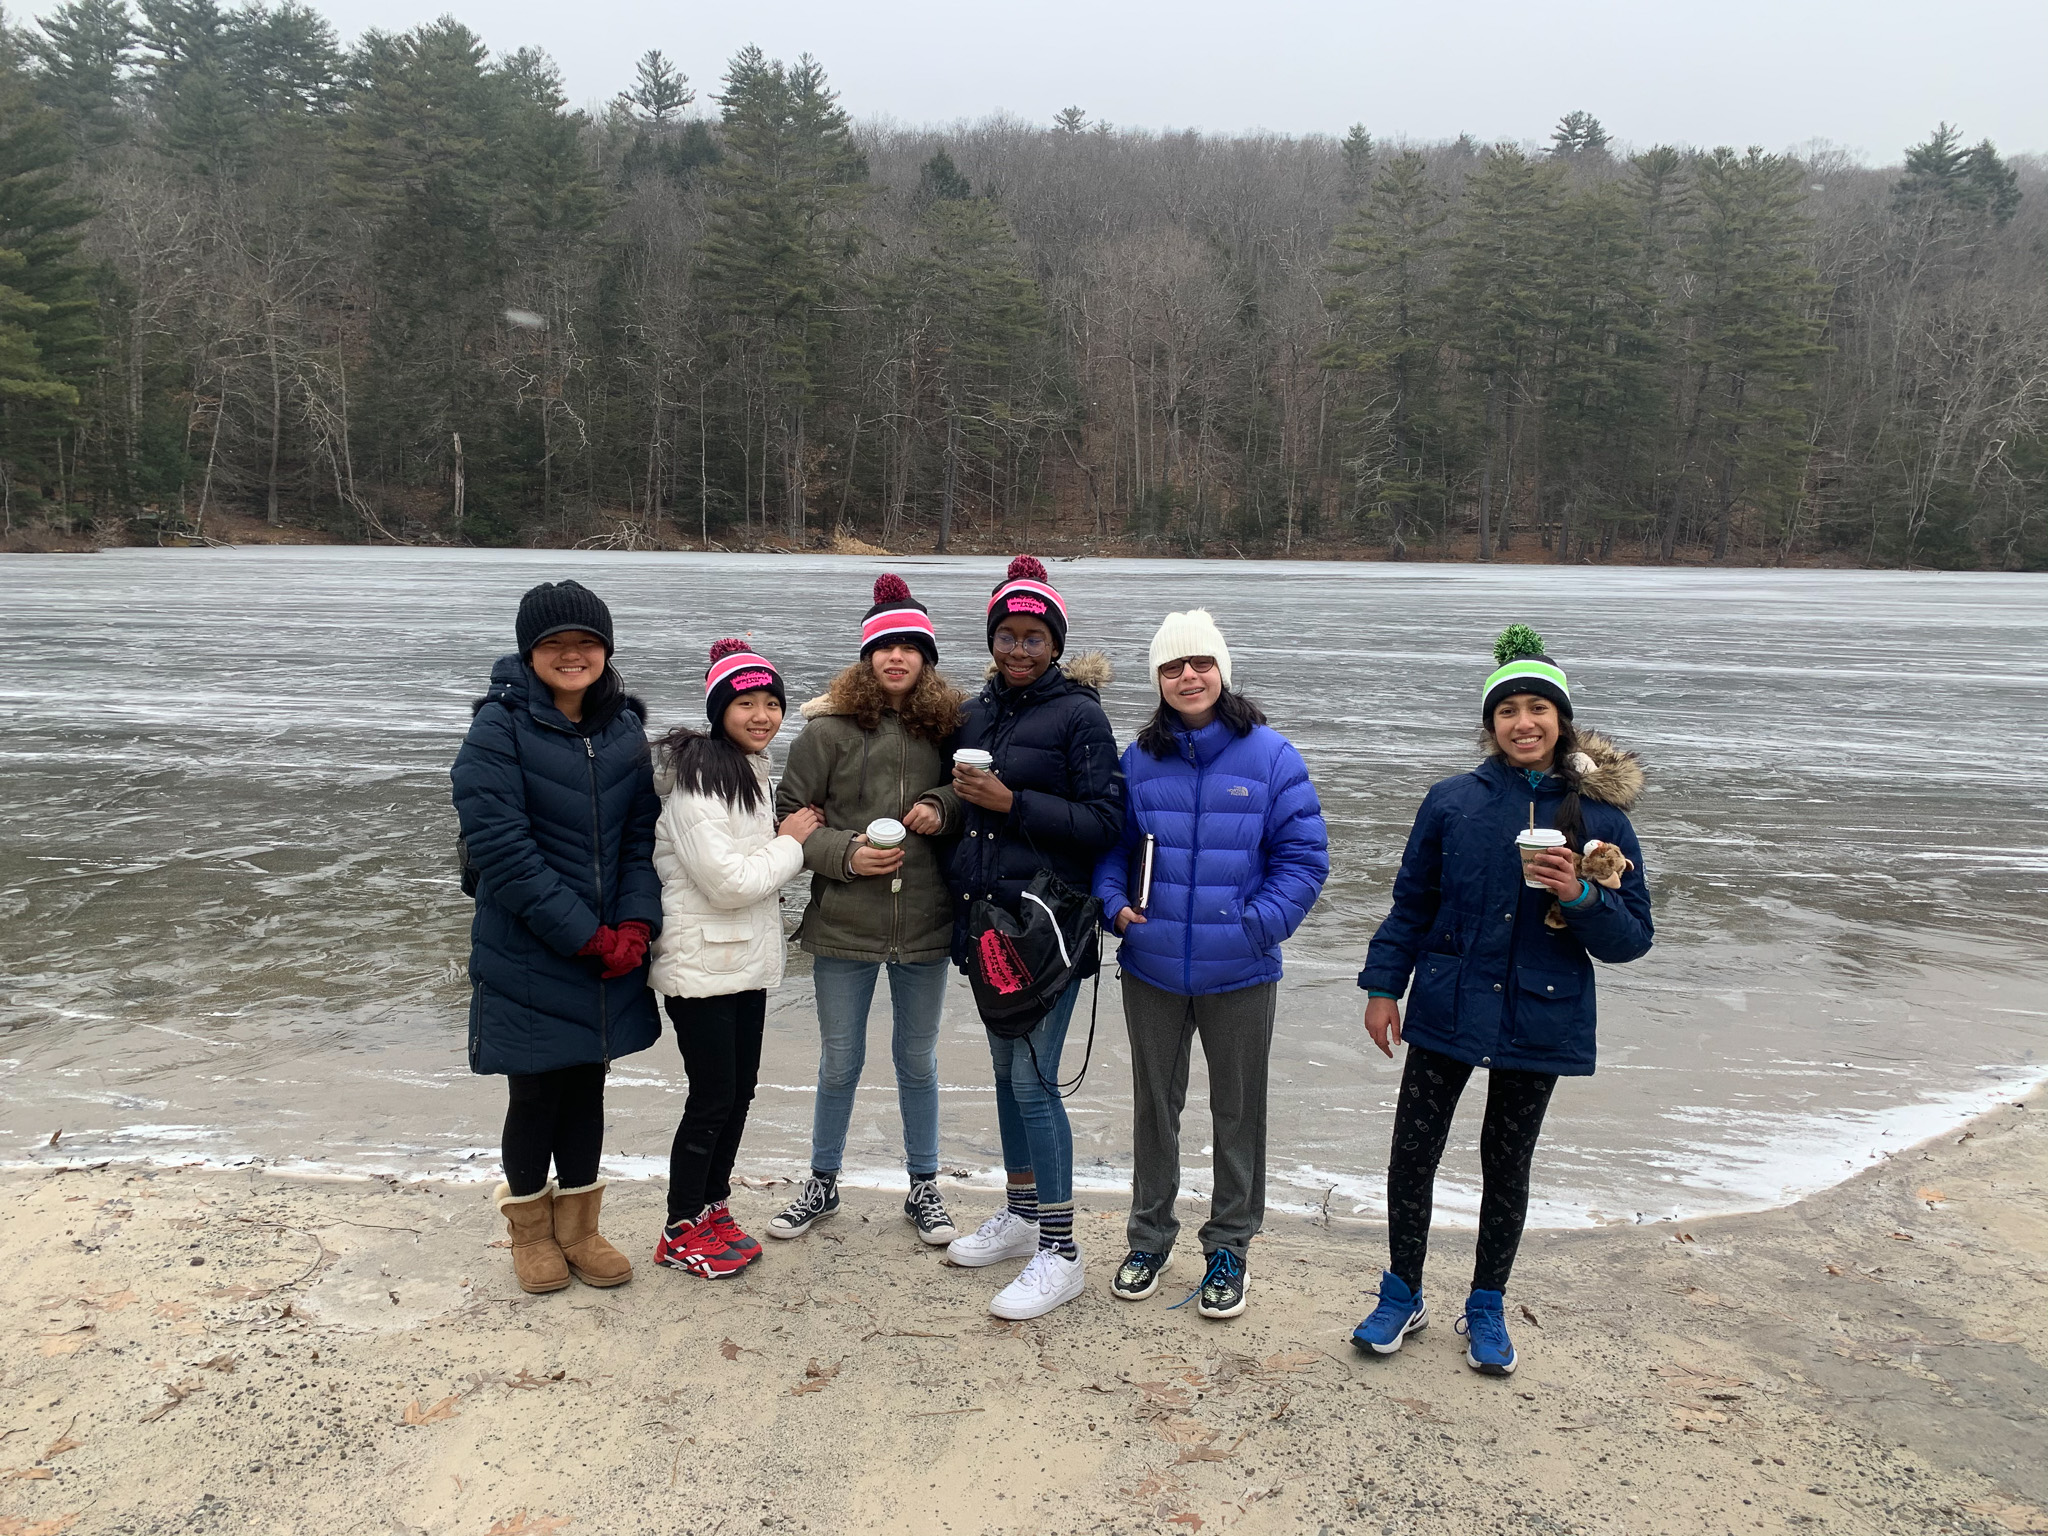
[
  {"x1": 1482, "y1": 727, "x2": 1644, "y2": 810},
  {"x1": 978, "y1": 649, "x2": 1114, "y2": 693}
]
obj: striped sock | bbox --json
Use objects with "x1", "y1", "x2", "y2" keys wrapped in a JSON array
[
  {"x1": 1037, "y1": 1200, "x2": 1076, "y2": 1259},
  {"x1": 1006, "y1": 1181, "x2": 1039, "y2": 1224}
]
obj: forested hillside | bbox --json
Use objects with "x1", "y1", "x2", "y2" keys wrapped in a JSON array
[{"x1": 1, "y1": 4, "x2": 2043, "y2": 565}]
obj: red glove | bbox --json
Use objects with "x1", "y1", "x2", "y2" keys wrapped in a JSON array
[
  {"x1": 603, "y1": 921, "x2": 651, "y2": 980},
  {"x1": 578, "y1": 925, "x2": 617, "y2": 965}
]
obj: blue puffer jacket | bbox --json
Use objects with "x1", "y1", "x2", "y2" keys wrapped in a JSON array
[
  {"x1": 1094, "y1": 719, "x2": 1330, "y2": 997},
  {"x1": 1358, "y1": 734, "x2": 1654, "y2": 1076},
  {"x1": 939, "y1": 653, "x2": 1125, "y2": 968},
  {"x1": 451, "y1": 656, "x2": 664, "y2": 1076}
]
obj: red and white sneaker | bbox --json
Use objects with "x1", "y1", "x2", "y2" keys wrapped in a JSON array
[
  {"x1": 653, "y1": 1212, "x2": 750, "y2": 1278},
  {"x1": 705, "y1": 1200, "x2": 762, "y2": 1266}
]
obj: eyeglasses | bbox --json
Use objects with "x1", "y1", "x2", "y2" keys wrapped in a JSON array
[
  {"x1": 1158, "y1": 656, "x2": 1218, "y2": 679},
  {"x1": 992, "y1": 633, "x2": 1051, "y2": 657}
]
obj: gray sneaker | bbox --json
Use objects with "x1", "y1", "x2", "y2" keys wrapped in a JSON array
[
  {"x1": 766, "y1": 1175, "x2": 839, "y2": 1239},
  {"x1": 903, "y1": 1179, "x2": 957, "y2": 1245}
]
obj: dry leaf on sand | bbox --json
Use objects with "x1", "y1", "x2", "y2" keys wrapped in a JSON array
[
  {"x1": 0, "y1": 1515, "x2": 82, "y2": 1535},
  {"x1": 790, "y1": 1359, "x2": 839, "y2": 1396},
  {"x1": 1, "y1": 1469, "x2": 54, "y2": 1482},
  {"x1": 1518, "y1": 1304, "x2": 1543, "y2": 1329},
  {"x1": 1257, "y1": 1351, "x2": 1320, "y2": 1374},
  {"x1": 138, "y1": 1380, "x2": 201, "y2": 1424},
  {"x1": 1155, "y1": 1419, "x2": 1213, "y2": 1445},
  {"x1": 400, "y1": 1395, "x2": 461, "y2": 1426},
  {"x1": 718, "y1": 1338, "x2": 757, "y2": 1362},
  {"x1": 485, "y1": 1513, "x2": 571, "y2": 1534},
  {"x1": 194, "y1": 1354, "x2": 237, "y2": 1373},
  {"x1": 41, "y1": 1428, "x2": 82, "y2": 1460},
  {"x1": 1167, "y1": 1515, "x2": 1204, "y2": 1531},
  {"x1": 38, "y1": 1325, "x2": 93, "y2": 1357}
]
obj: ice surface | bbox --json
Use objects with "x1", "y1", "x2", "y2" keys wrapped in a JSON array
[{"x1": 3, "y1": 548, "x2": 2043, "y2": 1226}]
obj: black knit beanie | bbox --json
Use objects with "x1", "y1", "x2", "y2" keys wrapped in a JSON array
[
  {"x1": 860, "y1": 574, "x2": 938, "y2": 664},
  {"x1": 705, "y1": 638, "x2": 787, "y2": 727},
  {"x1": 985, "y1": 555, "x2": 1068, "y2": 657},
  {"x1": 1482, "y1": 624, "x2": 1573, "y2": 721},
  {"x1": 516, "y1": 580, "x2": 615, "y2": 658}
]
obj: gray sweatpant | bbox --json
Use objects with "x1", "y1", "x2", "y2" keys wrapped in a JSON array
[{"x1": 1122, "y1": 970, "x2": 1278, "y2": 1261}]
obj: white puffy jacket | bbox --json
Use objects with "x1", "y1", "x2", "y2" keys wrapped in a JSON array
[{"x1": 649, "y1": 750, "x2": 805, "y2": 999}]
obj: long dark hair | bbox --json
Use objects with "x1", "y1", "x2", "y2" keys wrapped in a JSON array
[
  {"x1": 1481, "y1": 710, "x2": 1588, "y2": 852},
  {"x1": 1137, "y1": 685, "x2": 1268, "y2": 758},
  {"x1": 656, "y1": 723, "x2": 767, "y2": 813}
]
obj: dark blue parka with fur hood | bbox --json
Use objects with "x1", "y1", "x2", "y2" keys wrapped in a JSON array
[
  {"x1": 1358, "y1": 732, "x2": 1653, "y2": 1076},
  {"x1": 451, "y1": 656, "x2": 663, "y2": 1076}
]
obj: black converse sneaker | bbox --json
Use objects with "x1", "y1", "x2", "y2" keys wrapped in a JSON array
[
  {"x1": 903, "y1": 1179, "x2": 957, "y2": 1245},
  {"x1": 766, "y1": 1175, "x2": 839, "y2": 1239}
]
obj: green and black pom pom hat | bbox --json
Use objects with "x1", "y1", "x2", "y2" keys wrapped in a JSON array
[{"x1": 1482, "y1": 623, "x2": 1572, "y2": 721}]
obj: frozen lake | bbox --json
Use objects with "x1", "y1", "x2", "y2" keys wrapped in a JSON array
[{"x1": 3, "y1": 548, "x2": 2044, "y2": 1230}]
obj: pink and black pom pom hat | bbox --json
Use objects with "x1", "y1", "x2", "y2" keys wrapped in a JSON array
[
  {"x1": 704, "y1": 636, "x2": 786, "y2": 725},
  {"x1": 860, "y1": 574, "x2": 939, "y2": 663},
  {"x1": 986, "y1": 555, "x2": 1067, "y2": 656}
]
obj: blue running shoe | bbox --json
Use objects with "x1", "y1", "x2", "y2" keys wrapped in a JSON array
[
  {"x1": 1456, "y1": 1288, "x2": 1518, "y2": 1376},
  {"x1": 1351, "y1": 1270, "x2": 1428, "y2": 1356}
]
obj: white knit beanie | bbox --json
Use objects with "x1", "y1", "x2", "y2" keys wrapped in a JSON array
[{"x1": 1148, "y1": 608, "x2": 1232, "y2": 688}]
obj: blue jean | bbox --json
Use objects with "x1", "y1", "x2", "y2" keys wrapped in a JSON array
[
  {"x1": 808, "y1": 957, "x2": 949, "y2": 1178},
  {"x1": 986, "y1": 978, "x2": 1084, "y2": 1206}
]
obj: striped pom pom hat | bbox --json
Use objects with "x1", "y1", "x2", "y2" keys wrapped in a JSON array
[
  {"x1": 860, "y1": 574, "x2": 938, "y2": 663},
  {"x1": 986, "y1": 555, "x2": 1068, "y2": 656},
  {"x1": 705, "y1": 636, "x2": 786, "y2": 726},
  {"x1": 1481, "y1": 623, "x2": 1572, "y2": 721}
]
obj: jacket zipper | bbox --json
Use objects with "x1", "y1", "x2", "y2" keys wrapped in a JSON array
[
  {"x1": 1184, "y1": 733, "x2": 1205, "y2": 996},
  {"x1": 587, "y1": 734, "x2": 609, "y2": 1065},
  {"x1": 891, "y1": 718, "x2": 904, "y2": 961}
]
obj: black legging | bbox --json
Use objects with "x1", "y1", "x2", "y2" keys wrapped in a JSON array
[
  {"x1": 502, "y1": 1062, "x2": 607, "y2": 1196},
  {"x1": 1386, "y1": 1041, "x2": 1558, "y2": 1295},
  {"x1": 664, "y1": 990, "x2": 767, "y2": 1223}
]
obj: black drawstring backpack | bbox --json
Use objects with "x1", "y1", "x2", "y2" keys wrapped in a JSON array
[{"x1": 964, "y1": 868, "x2": 1104, "y2": 1097}]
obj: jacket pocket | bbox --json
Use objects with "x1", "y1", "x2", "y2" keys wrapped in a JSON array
[
  {"x1": 1508, "y1": 965, "x2": 1586, "y2": 1052},
  {"x1": 696, "y1": 919, "x2": 755, "y2": 973},
  {"x1": 1409, "y1": 952, "x2": 1461, "y2": 1023},
  {"x1": 467, "y1": 982, "x2": 483, "y2": 1072}
]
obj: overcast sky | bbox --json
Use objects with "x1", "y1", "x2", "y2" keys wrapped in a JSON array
[{"x1": 31, "y1": 0, "x2": 2048, "y2": 160}]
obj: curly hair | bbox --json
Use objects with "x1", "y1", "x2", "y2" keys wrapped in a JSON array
[{"x1": 824, "y1": 658, "x2": 964, "y2": 740}]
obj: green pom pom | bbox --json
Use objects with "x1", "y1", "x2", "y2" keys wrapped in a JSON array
[{"x1": 1493, "y1": 624, "x2": 1546, "y2": 666}]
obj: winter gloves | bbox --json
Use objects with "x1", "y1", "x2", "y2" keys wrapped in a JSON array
[{"x1": 578, "y1": 920, "x2": 651, "y2": 979}]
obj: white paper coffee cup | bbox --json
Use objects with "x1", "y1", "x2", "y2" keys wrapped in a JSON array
[
  {"x1": 1515, "y1": 828, "x2": 1567, "y2": 887},
  {"x1": 954, "y1": 748, "x2": 993, "y2": 771},
  {"x1": 865, "y1": 818, "x2": 907, "y2": 850}
]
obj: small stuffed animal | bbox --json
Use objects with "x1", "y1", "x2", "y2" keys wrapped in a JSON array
[{"x1": 1544, "y1": 839, "x2": 1634, "y2": 929}]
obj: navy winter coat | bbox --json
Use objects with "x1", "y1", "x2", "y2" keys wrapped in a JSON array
[
  {"x1": 1358, "y1": 739, "x2": 1653, "y2": 1076},
  {"x1": 1094, "y1": 720, "x2": 1330, "y2": 997},
  {"x1": 937, "y1": 654, "x2": 1125, "y2": 969},
  {"x1": 451, "y1": 656, "x2": 664, "y2": 1076}
]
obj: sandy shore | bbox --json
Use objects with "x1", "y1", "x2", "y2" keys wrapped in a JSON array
[{"x1": 2, "y1": 1090, "x2": 2043, "y2": 1536}]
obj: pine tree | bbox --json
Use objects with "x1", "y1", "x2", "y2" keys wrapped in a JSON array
[
  {"x1": 1324, "y1": 149, "x2": 1447, "y2": 557},
  {"x1": 0, "y1": 58, "x2": 98, "y2": 516},
  {"x1": 1670, "y1": 147, "x2": 1825, "y2": 559},
  {"x1": 1052, "y1": 105, "x2": 1086, "y2": 134},
  {"x1": 1550, "y1": 110, "x2": 1609, "y2": 159},
  {"x1": 914, "y1": 147, "x2": 971, "y2": 207},
  {"x1": 1340, "y1": 123, "x2": 1373, "y2": 201},
  {"x1": 1443, "y1": 144, "x2": 1562, "y2": 557},
  {"x1": 24, "y1": 0, "x2": 136, "y2": 155},
  {"x1": 698, "y1": 48, "x2": 869, "y2": 540},
  {"x1": 623, "y1": 48, "x2": 691, "y2": 126}
]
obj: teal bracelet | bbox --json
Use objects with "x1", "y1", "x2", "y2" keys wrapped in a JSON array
[
  {"x1": 1366, "y1": 990, "x2": 1399, "y2": 1001},
  {"x1": 1560, "y1": 879, "x2": 1598, "y2": 910}
]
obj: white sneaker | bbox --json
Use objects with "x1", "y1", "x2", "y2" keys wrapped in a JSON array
[
  {"x1": 946, "y1": 1209, "x2": 1039, "y2": 1268},
  {"x1": 989, "y1": 1248, "x2": 1085, "y2": 1321}
]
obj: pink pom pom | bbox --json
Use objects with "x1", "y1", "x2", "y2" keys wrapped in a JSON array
[
  {"x1": 873, "y1": 573, "x2": 912, "y2": 604},
  {"x1": 1006, "y1": 555, "x2": 1049, "y2": 582},
  {"x1": 708, "y1": 637, "x2": 750, "y2": 662}
]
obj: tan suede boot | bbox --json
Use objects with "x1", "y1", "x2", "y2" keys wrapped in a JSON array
[
  {"x1": 552, "y1": 1179, "x2": 633, "y2": 1287},
  {"x1": 494, "y1": 1181, "x2": 571, "y2": 1294}
]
